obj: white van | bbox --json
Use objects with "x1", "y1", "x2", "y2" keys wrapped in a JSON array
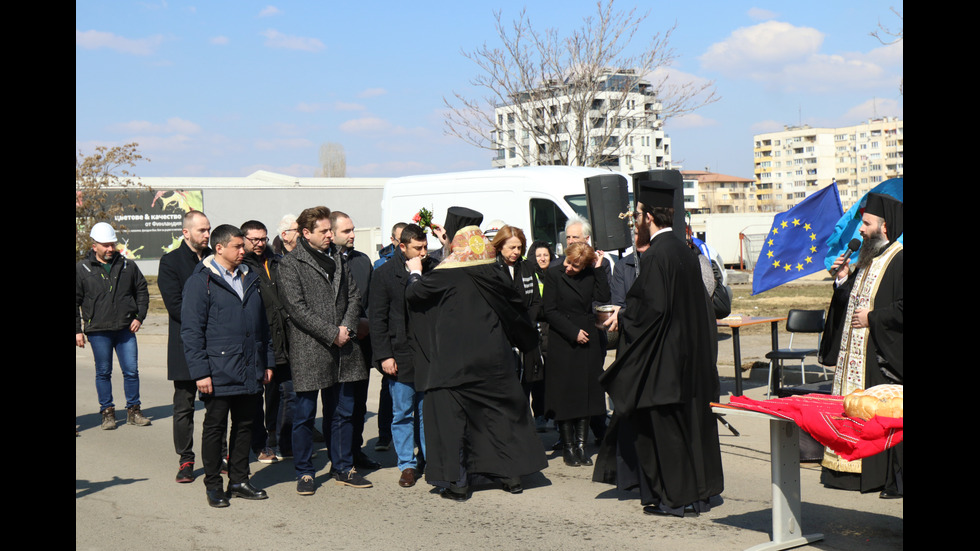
[{"x1": 381, "y1": 165, "x2": 632, "y2": 256}]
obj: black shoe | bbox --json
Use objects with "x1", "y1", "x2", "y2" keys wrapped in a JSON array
[
  {"x1": 500, "y1": 478, "x2": 523, "y2": 494},
  {"x1": 440, "y1": 487, "x2": 470, "y2": 502},
  {"x1": 335, "y1": 468, "x2": 373, "y2": 488},
  {"x1": 643, "y1": 504, "x2": 698, "y2": 518},
  {"x1": 227, "y1": 481, "x2": 268, "y2": 500},
  {"x1": 175, "y1": 462, "x2": 195, "y2": 484},
  {"x1": 374, "y1": 437, "x2": 392, "y2": 452},
  {"x1": 354, "y1": 451, "x2": 381, "y2": 470},
  {"x1": 206, "y1": 489, "x2": 230, "y2": 508},
  {"x1": 879, "y1": 489, "x2": 903, "y2": 499},
  {"x1": 297, "y1": 475, "x2": 316, "y2": 496}
]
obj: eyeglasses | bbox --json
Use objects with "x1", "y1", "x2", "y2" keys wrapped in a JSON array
[{"x1": 246, "y1": 237, "x2": 269, "y2": 244}]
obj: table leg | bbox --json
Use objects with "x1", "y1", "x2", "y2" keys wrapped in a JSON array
[
  {"x1": 745, "y1": 419, "x2": 823, "y2": 551},
  {"x1": 732, "y1": 327, "x2": 743, "y2": 396}
]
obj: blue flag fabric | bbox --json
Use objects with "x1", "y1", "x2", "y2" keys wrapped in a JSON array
[
  {"x1": 823, "y1": 178, "x2": 904, "y2": 271},
  {"x1": 752, "y1": 183, "x2": 844, "y2": 295}
]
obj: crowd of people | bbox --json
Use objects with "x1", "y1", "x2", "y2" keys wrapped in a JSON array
[{"x1": 75, "y1": 184, "x2": 902, "y2": 511}]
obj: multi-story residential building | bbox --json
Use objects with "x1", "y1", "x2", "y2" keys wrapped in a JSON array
[
  {"x1": 490, "y1": 69, "x2": 672, "y2": 173},
  {"x1": 753, "y1": 117, "x2": 903, "y2": 211},
  {"x1": 682, "y1": 170, "x2": 757, "y2": 213}
]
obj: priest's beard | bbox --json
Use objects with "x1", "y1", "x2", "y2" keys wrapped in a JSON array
[
  {"x1": 635, "y1": 219, "x2": 652, "y2": 245},
  {"x1": 855, "y1": 229, "x2": 888, "y2": 271}
]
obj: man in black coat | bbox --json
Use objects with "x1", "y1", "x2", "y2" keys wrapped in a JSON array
[
  {"x1": 370, "y1": 224, "x2": 434, "y2": 488},
  {"x1": 593, "y1": 180, "x2": 723, "y2": 517},
  {"x1": 158, "y1": 211, "x2": 212, "y2": 483},
  {"x1": 241, "y1": 220, "x2": 290, "y2": 464}
]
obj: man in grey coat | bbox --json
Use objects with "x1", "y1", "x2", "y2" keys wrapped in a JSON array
[{"x1": 277, "y1": 206, "x2": 372, "y2": 496}]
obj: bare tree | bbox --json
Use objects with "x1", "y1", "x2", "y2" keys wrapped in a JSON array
[
  {"x1": 444, "y1": 0, "x2": 717, "y2": 168},
  {"x1": 75, "y1": 143, "x2": 149, "y2": 260},
  {"x1": 871, "y1": 7, "x2": 903, "y2": 95},
  {"x1": 316, "y1": 142, "x2": 347, "y2": 177}
]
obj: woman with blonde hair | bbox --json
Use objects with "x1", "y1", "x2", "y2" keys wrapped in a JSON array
[{"x1": 542, "y1": 242, "x2": 610, "y2": 467}]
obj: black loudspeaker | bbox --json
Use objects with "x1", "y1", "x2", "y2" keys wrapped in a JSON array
[
  {"x1": 584, "y1": 174, "x2": 632, "y2": 251},
  {"x1": 631, "y1": 169, "x2": 686, "y2": 242}
]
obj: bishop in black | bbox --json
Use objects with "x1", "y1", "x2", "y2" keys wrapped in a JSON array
[
  {"x1": 592, "y1": 179, "x2": 724, "y2": 517},
  {"x1": 406, "y1": 224, "x2": 546, "y2": 500}
]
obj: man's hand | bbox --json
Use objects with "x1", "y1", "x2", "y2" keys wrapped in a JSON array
[
  {"x1": 432, "y1": 223, "x2": 448, "y2": 246},
  {"x1": 129, "y1": 319, "x2": 142, "y2": 333},
  {"x1": 381, "y1": 358, "x2": 398, "y2": 376},
  {"x1": 406, "y1": 256, "x2": 423, "y2": 273},
  {"x1": 334, "y1": 325, "x2": 350, "y2": 347},
  {"x1": 851, "y1": 308, "x2": 870, "y2": 329},
  {"x1": 594, "y1": 250, "x2": 605, "y2": 268},
  {"x1": 576, "y1": 329, "x2": 590, "y2": 344},
  {"x1": 263, "y1": 369, "x2": 274, "y2": 385},
  {"x1": 196, "y1": 377, "x2": 214, "y2": 395},
  {"x1": 830, "y1": 253, "x2": 851, "y2": 281},
  {"x1": 76, "y1": 333, "x2": 86, "y2": 348},
  {"x1": 601, "y1": 305, "x2": 621, "y2": 332}
]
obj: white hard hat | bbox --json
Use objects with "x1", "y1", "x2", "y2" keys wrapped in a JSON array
[{"x1": 90, "y1": 222, "x2": 118, "y2": 243}]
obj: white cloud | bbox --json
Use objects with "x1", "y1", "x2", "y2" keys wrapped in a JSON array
[
  {"x1": 258, "y1": 6, "x2": 281, "y2": 17},
  {"x1": 747, "y1": 8, "x2": 779, "y2": 21},
  {"x1": 700, "y1": 21, "x2": 902, "y2": 93},
  {"x1": 358, "y1": 88, "x2": 387, "y2": 98},
  {"x1": 670, "y1": 113, "x2": 717, "y2": 129},
  {"x1": 76, "y1": 29, "x2": 164, "y2": 56},
  {"x1": 838, "y1": 98, "x2": 903, "y2": 125},
  {"x1": 210, "y1": 36, "x2": 229, "y2": 45},
  {"x1": 110, "y1": 117, "x2": 202, "y2": 135},
  {"x1": 340, "y1": 117, "x2": 392, "y2": 134},
  {"x1": 700, "y1": 21, "x2": 824, "y2": 74},
  {"x1": 750, "y1": 119, "x2": 789, "y2": 133},
  {"x1": 260, "y1": 29, "x2": 325, "y2": 52}
]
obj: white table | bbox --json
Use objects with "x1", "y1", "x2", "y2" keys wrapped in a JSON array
[{"x1": 712, "y1": 406, "x2": 824, "y2": 551}]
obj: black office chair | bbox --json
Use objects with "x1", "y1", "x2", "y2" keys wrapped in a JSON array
[{"x1": 764, "y1": 309, "x2": 827, "y2": 399}]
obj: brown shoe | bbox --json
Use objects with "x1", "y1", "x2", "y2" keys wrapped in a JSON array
[
  {"x1": 127, "y1": 405, "x2": 152, "y2": 426},
  {"x1": 398, "y1": 468, "x2": 417, "y2": 488},
  {"x1": 101, "y1": 407, "x2": 117, "y2": 430}
]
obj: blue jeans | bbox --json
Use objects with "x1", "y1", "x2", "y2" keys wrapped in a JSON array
[
  {"x1": 389, "y1": 379, "x2": 425, "y2": 471},
  {"x1": 292, "y1": 390, "x2": 320, "y2": 478},
  {"x1": 322, "y1": 382, "x2": 357, "y2": 474},
  {"x1": 88, "y1": 329, "x2": 140, "y2": 411}
]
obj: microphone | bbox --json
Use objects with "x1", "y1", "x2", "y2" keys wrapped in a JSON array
[{"x1": 829, "y1": 238, "x2": 861, "y2": 276}]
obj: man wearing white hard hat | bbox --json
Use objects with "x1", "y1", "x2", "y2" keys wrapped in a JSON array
[{"x1": 76, "y1": 221, "x2": 151, "y2": 430}]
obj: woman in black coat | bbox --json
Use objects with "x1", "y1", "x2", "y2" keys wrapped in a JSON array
[
  {"x1": 491, "y1": 226, "x2": 543, "y2": 383},
  {"x1": 542, "y1": 242, "x2": 610, "y2": 466}
]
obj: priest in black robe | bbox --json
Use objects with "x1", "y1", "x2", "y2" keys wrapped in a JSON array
[
  {"x1": 818, "y1": 192, "x2": 903, "y2": 498},
  {"x1": 592, "y1": 179, "x2": 724, "y2": 517},
  {"x1": 406, "y1": 224, "x2": 546, "y2": 501}
]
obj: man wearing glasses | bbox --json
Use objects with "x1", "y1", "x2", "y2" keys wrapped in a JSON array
[{"x1": 241, "y1": 220, "x2": 292, "y2": 465}]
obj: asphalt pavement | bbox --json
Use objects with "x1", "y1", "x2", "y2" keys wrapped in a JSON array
[{"x1": 76, "y1": 313, "x2": 902, "y2": 550}]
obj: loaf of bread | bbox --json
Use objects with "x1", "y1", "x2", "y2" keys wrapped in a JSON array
[{"x1": 843, "y1": 384, "x2": 903, "y2": 420}]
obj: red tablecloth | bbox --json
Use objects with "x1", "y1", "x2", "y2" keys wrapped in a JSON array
[{"x1": 718, "y1": 394, "x2": 903, "y2": 461}]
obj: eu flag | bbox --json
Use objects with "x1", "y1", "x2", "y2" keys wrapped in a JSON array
[{"x1": 752, "y1": 183, "x2": 844, "y2": 295}]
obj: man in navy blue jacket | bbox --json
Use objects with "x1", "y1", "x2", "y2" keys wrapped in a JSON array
[{"x1": 181, "y1": 224, "x2": 275, "y2": 508}]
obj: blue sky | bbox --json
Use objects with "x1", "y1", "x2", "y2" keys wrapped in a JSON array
[{"x1": 76, "y1": 1, "x2": 903, "y2": 179}]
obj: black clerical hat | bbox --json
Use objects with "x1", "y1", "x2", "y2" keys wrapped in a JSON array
[
  {"x1": 864, "y1": 193, "x2": 903, "y2": 241},
  {"x1": 443, "y1": 206, "x2": 484, "y2": 243}
]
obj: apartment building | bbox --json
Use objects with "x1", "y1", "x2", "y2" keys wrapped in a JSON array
[
  {"x1": 490, "y1": 69, "x2": 672, "y2": 173},
  {"x1": 753, "y1": 117, "x2": 902, "y2": 211}
]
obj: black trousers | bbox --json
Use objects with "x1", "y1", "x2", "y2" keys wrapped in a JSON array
[
  {"x1": 173, "y1": 380, "x2": 198, "y2": 465},
  {"x1": 202, "y1": 393, "x2": 260, "y2": 491}
]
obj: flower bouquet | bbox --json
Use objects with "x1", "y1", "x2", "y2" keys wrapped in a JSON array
[{"x1": 413, "y1": 207, "x2": 434, "y2": 233}]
